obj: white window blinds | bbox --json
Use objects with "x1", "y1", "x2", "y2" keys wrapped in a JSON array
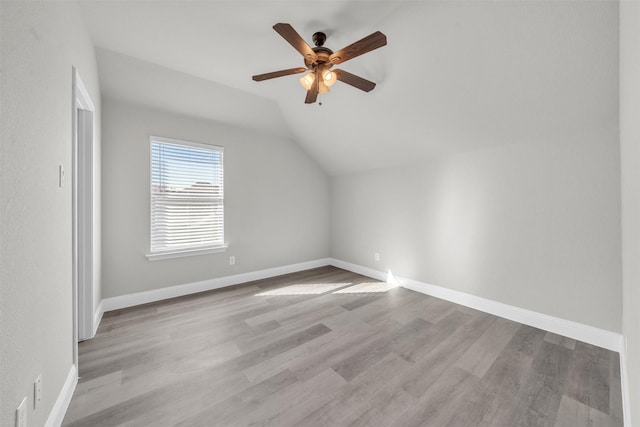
[{"x1": 150, "y1": 136, "x2": 224, "y2": 255}]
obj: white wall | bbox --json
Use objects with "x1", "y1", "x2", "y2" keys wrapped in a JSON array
[
  {"x1": 620, "y1": 1, "x2": 640, "y2": 424},
  {"x1": 0, "y1": 1, "x2": 101, "y2": 426},
  {"x1": 101, "y1": 99, "x2": 330, "y2": 298},
  {"x1": 330, "y1": 0, "x2": 621, "y2": 336},
  {"x1": 332, "y1": 126, "x2": 621, "y2": 333}
]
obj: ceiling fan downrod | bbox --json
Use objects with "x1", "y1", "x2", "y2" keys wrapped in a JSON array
[{"x1": 312, "y1": 32, "x2": 327, "y2": 47}]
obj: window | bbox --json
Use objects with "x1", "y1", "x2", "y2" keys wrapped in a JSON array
[{"x1": 147, "y1": 136, "x2": 225, "y2": 260}]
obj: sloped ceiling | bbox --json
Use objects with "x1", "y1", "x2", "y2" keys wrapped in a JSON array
[{"x1": 79, "y1": 1, "x2": 618, "y2": 175}]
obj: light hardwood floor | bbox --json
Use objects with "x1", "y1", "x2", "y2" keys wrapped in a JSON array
[{"x1": 63, "y1": 266, "x2": 623, "y2": 426}]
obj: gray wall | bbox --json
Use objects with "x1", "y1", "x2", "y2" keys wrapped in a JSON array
[
  {"x1": 331, "y1": 127, "x2": 621, "y2": 333},
  {"x1": 101, "y1": 99, "x2": 330, "y2": 298},
  {"x1": 620, "y1": 1, "x2": 640, "y2": 424},
  {"x1": 0, "y1": 1, "x2": 101, "y2": 426}
]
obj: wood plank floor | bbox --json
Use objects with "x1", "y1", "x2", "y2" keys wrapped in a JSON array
[{"x1": 63, "y1": 266, "x2": 623, "y2": 426}]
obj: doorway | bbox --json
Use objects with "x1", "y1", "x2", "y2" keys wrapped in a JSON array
[{"x1": 72, "y1": 68, "x2": 95, "y2": 367}]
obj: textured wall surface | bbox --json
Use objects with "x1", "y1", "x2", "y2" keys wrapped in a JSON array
[
  {"x1": 0, "y1": 1, "x2": 101, "y2": 426},
  {"x1": 620, "y1": 1, "x2": 640, "y2": 424},
  {"x1": 330, "y1": 0, "x2": 620, "y2": 335},
  {"x1": 332, "y1": 126, "x2": 621, "y2": 332},
  {"x1": 101, "y1": 99, "x2": 330, "y2": 298}
]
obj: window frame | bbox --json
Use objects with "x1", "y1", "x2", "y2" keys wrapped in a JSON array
[{"x1": 146, "y1": 135, "x2": 226, "y2": 261}]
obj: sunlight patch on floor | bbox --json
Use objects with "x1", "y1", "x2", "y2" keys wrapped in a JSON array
[
  {"x1": 333, "y1": 282, "x2": 398, "y2": 294},
  {"x1": 255, "y1": 283, "x2": 351, "y2": 296},
  {"x1": 387, "y1": 269, "x2": 399, "y2": 285}
]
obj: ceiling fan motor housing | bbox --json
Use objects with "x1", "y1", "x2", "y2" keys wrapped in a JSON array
[{"x1": 305, "y1": 46, "x2": 334, "y2": 69}]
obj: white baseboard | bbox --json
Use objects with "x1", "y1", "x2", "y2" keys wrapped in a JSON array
[
  {"x1": 330, "y1": 258, "x2": 389, "y2": 283},
  {"x1": 100, "y1": 256, "x2": 622, "y2": 352},
  {"x1": 102, "y1": 258, "x2": 332, "y2": 312},
  {"x1": 328, "y1": 258, "x2": 623, "y2": 352},
  {"x1": 92, "y1": 256, "x2": 629, "y2": 423},
  {"x1": 45, "y1": 364, "x2": 77, "y2": 427}
]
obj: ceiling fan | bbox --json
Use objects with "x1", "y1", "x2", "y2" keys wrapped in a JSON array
[{"x1": 252, "y1": 23, "x2": 387, "y2": 104}]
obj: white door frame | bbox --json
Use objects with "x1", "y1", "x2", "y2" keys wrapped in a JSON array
[{"x1": 72, "y1": 67, "x2": 95, "y2": 367}]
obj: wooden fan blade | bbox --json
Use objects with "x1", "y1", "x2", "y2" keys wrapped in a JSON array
[
  {"x1": 252, "y1": 67, "x2": 307, "y2": 82},
  {"x1": 330, "y1": 31, "x2": 387, "y2": 65},
  {"x1": 305, "y1": 89, "x2": 318, "y2": 104},
  {"x1": 334, "y1": 69, "x2": 377, "y2": 92},
  {"x1": 305, "y1": 73, "x2": 319, "y2": 104},
  {"x1": 273, "y1": 23, "x2": 318, "y2": 61}
]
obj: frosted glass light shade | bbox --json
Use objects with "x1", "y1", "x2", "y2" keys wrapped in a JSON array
[
  {"x1": 322, "y1": 69, "x2": 337, "y2": 87},
  {"x1": 299, "y1": 72, "x2": 315, "y2": 90}
]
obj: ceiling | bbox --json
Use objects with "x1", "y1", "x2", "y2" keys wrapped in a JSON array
[{"x1": 78, "y1": 1, "x2": 618, "y2": 176}]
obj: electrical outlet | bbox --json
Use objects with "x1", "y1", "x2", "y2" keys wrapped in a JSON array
[
  {"x1": 34, "y1": 375, "x2": 42, "y2": 409},
  {"x1": 16, "y1": 397, "x2": 26, "y2": 427},
  {"x1": 229, "y1": 256, "x2": 236, "y2": 265},
  {"x1": 374, "y1": 252, "x2": 380, "y2": 262}
]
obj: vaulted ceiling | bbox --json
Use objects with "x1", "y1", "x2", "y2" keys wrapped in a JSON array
[{"x1": 78, "y1": 1, "x2": 618, "y2": 175}]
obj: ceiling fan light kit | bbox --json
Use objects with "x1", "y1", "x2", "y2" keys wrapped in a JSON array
[{"x1": 252, "y1": 23, "x2": 387, "y2": 104}]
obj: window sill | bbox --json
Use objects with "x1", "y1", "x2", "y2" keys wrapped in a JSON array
[{"x1": 146, "y1": 245, "x2": 228, "y2": 261}]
